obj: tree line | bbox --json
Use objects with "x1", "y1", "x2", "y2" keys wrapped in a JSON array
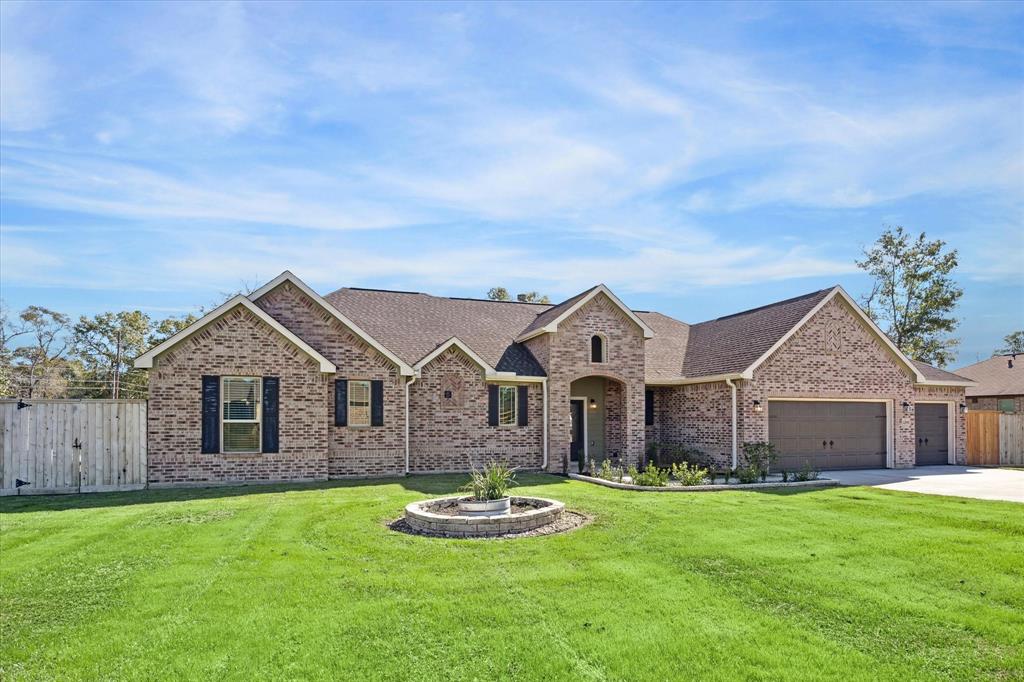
[{"x1": 0, "y1": 303, "x2": 197, "y2": 400}]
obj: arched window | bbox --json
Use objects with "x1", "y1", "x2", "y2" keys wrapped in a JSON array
[{"x1": 590, "y1": 334, "x2": 606, "y2": 363}]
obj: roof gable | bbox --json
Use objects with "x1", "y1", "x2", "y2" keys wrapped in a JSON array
[
  {"x1": 134, "y1": 296, "x2": 336, "y2": 373},
  {"x1": 515, "y1": 284, "x2": 654, "y2": 342},
  {"x1": 250, "y1": 272, "x2": 414, "y2": 376}
]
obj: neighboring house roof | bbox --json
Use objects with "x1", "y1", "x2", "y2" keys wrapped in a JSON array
[
  {"x1": 325, "y1": 287, "x2": 549, "y2": 376},
  {"x1": 954, "y1": 355, "x2": 1023, "y2": 396},
  {"x1": 134, "y1": 295, "x2": 337, "y2": 373},
  {"x1": 514, "y1": 284, "x2": 654, "y2": 342}
]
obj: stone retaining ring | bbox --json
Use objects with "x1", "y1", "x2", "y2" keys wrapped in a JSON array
[{"x1": 404, "y1": 496, "x2": 565, "y2": 538}]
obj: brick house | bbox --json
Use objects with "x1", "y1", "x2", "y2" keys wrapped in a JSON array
[
  {"x1": 135, "y1": 271, "x2": 973, "y2": 485},
  {"x1": 953, "y1": 355, "x2": 1023, "y2": 415}
]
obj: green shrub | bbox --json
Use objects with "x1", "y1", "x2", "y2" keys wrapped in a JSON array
[
  {"x1": 706, "y1": 467, "x2": 717, "y2": 485},
  {"x1": 735, "y1": 465, "x2": 760, "y2": 484},
  {"x1": 741, "y1": 441, "x2": 778, "y2": 477},
  {"x1": 597, "y1": 458, "x2": 625, "y2": 483},
  {"x1": 648, "y1": 442, "x2": 706, "y2": 468},
  {"x1": 631, "y1": 463, "x2": 669, "y2": 487},
  {"x1": 459, "y1": 461, "x2": 516, "y2": 500},
  {"x1": 794, "y1": 461, "x2": 820, "y2": 482},
  {"x1": 671, "y1": 461, "x2": 709, "y2": 486},
  {"x1": 781, "y1": 470, "x2": 789, "y2": 482}
]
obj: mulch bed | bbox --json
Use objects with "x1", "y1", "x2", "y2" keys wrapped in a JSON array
[
  {"x1": 422, "y1": 498, "x2": 548, "y2": 516},
  {"x1": 388, "y1": 510, "x2": 591, "y2": 540}
]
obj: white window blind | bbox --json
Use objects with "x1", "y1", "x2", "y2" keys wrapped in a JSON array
[
  {"x1": 222, "y1": 377, "x2": 261, "y2": 452},
  {"x1": 498, "y1": 385, "x2": 517, "y2": 426},
  {"x1": 349, "y1": 380, "x2": 371, "y2": 426}
]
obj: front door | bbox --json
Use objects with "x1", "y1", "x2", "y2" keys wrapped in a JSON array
[
  {"x1": 570, "y1": 399, "x2": 584, "y2": 472},
  {"x1": 915, "y1": 403, "x2": 949, "y2": 465}
]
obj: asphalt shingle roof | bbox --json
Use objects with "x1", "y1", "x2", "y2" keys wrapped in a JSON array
[
  {"x1": 325, "y1": 288, "x2": 550, "y2": 376},
  {"x1": 680, "y1": 288, "x2": 834, "y2": 377},
  {"x1": 912, "y1": 360, "x2": 973, "y2": 384},
  {"x1": 953, "y1": 355, "x2": 1022, "y2": 396}
]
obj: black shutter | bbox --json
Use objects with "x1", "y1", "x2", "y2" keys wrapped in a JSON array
[
  {"x1": 488, "y1": 384, "x2": 499, "y2": 426},
  {"x1": 371, "y1": 379, "x2": 384, "y2": 426},
  {"x1": 201, "y1": 376, "x2": 219, "y2": 454},
  {"x1": 262, "y1": 377, "x2": 279, "y2": 453},
  {"x1": 334, "y1": 379, "x2": 347, "y2": 427},
  {"x1": 517, "y1": 385, "x2": 528, "y2": 426},
  {"x1": 645, "y1": 389, "x2": 654, "y2": 426}
]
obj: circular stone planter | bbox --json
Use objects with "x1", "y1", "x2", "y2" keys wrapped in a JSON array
[
  {"x1": 404, "y1": 496, "x2": 564, "y2": 538},
  {"x1": 457, "y1": 496, "x2": 511, "y2": 517}
]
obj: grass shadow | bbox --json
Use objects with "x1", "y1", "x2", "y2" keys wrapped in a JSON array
[{"x1": 0, "y1": 472, "x2": 570, "y2": 514}]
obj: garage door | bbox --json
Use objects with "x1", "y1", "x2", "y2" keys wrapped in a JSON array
[
  {"x1": 914, "y1": 403, "x2": 949, "y2": 465},
  {"x1": 768, "y1": 401, "x2": 887, "y2": 471}
]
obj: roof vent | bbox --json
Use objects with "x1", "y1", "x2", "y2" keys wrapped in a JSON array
[{"x1": 1010, "y1": 358, "x2": 1015, "y2": 369}]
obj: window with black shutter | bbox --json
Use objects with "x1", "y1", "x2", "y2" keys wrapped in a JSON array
[
  {"x1": 262, "y1": 377, "x2": 279, "y2": 453},
  {"x1": 201, "y1": 375, "x2": 220, "y2": 453},
  {"x1": 645, "y1": 389, "x2": 654, "y2": 426}
]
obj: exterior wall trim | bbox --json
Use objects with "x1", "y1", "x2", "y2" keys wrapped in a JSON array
[
  {"x1": 134, "y1": 295, "x2": 337, "y2": 373},
  {"x1": 515, "y1": 284, "x2": 654, "y2": 342},
  {"x1": 765, "y1": 397, "x2": 895, "y2": 469},
  {"x1": 250, "y1": 271, "x2": 415, "y2": 376}
]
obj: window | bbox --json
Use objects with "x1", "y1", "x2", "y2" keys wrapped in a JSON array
[
  {"x1": 998, "y1": 398, "x2": 1015, "y2": 414},
  {"x1": 498, "y1": 385, "x2": 517, "y2": 425},
  {"x1": 348, "y1": 380, "x2": 371, "y2": 426},
  {"x1": 591, "y1": 334, "x2": 606, "y2": 363},
  {"x1": 222, "y1": 377, "x2": 261, "y2": 453}
]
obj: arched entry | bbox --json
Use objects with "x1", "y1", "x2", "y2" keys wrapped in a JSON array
[{"x1": 568, "y1": 375, "x2": 626, "y2": 473}]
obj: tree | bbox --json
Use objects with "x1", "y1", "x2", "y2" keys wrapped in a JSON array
[
  {"x1": 0, "y1": 300, "x2": 29, "y2": 397},
  {"x1": 71, "y1": 311, "x2": 151, "y2": 399},
  {"x1": 8, "y1": 306, "x2": 71, "y2": 398},
  {"x1": 488, "y1": 287, "x2": 550, "y2": 304},
  {"x1": 995, "y1": 331, "x2": 1024, "y2": 356},
  {"x1": 487, "y1": 287, "x2": 511, "y2": 301},
  {"x1": 516, "y1": 291, "x2": 551, "y2": 304},
  {"x1": 147, "y1": 313, "x2": 198, "y2": 347},
  {"x1": 857, "y1": 226, "x2": 962, "y2": 367}
]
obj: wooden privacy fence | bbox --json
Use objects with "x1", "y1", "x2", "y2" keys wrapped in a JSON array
[
  {"x1": 0, "y1": 400, "x2": 147, "y2": 495},
  {"x1": 966, "y1": 410, "x2": 1024, "y2": 466}
]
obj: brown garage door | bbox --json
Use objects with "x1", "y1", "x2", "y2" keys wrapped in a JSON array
[
  {"x1": 914, "y1": 403, "x2": 949, "y2": 465},
  {"x1": 769, "y1": 401, "x2": 887, "y2": 471}
]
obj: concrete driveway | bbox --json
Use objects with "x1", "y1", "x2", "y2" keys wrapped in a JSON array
[{"x1": 828, "y1": 466, "x2": 1024, "y2": 503}]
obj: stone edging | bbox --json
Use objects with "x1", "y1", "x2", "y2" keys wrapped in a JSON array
[
  {"x1": 404, "y1": 496, "x2": 565, "y2": 537},
  {"x1": 568, "y1": 472, "x2": 839, "y2": 492}
]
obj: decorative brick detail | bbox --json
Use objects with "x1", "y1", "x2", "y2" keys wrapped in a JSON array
[
  {"x1": 529, "y1": 293, "x2": 646, "y2": 472},
  {"x1": 147, "y1": 306, "x2": 329, "y2": 484},
  {"x1": 408, "y1": 347, "x2": 544, "y2": 472}
]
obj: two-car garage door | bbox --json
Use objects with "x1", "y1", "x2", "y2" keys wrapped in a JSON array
[{"x1": 768, "y1": 401, "x2": 887, "y2": 471}]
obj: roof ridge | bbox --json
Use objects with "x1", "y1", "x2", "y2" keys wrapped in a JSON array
[
  {"x1": 333, "y1": 287, "x2": 553, "y2": 306},
  {"x1": 697, "y1": 287, "x2": 835, "y2": 324}
]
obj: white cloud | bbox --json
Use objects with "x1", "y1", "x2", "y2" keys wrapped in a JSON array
[{"x1": 0, "y1": 50, "x2": 56, "y2": 131}]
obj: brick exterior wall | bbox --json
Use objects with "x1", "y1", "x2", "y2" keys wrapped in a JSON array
[
  {"x1": 407, "y1": 347, "x2": 544, "y2": 472},
  {"x1": 967, "y1": 395, "x2": 1024, "y2": 414},
  {"x1": 650, "y1": 382, "x2": 733, "y2": 468},
  {"x1": 147, "y1": 306, "x2": 330, "y2": 485},
  {"x1": 255, "y1": 282, "x2": 406, "y2": 477},
  {"x1": 528, "y1": 293, "x2": 646, "y2": 472},
  {"x1": 649, "y1": 297, "x2": 966, "y2": 469}
]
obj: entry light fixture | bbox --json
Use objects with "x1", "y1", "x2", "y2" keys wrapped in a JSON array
[
  {"x1": 901, "y1": 401, "x2": 912, "y2": 415},
  {"x1": 752, "y1": 400, "x2": 763, "y2": 413},
  {"x1": 959, "y1": 403, "x2": 967, "y2": 414},
  {"x1": 589, "y1": 398, "x2": 597, "y2": 410}
]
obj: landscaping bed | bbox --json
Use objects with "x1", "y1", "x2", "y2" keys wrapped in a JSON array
[{"x1": 569, "y1": 471, "x2": 838, "y2": 492}]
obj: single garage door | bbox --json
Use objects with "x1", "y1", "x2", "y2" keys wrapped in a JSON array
[
  {"x1": 914, "y1": 403, "x2": 949, "y2": 465},
  {"x1": 769, "y1": 401, "x2": 887, "y2": 471}
]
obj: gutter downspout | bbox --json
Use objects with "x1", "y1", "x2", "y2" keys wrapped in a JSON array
[
  {"x1": 404, "y1": 374, "x2": 418, "y2": 474},
  {"x1": 541, "y1": 378, "x2": 549, "y2": 471},
  {"x1": 725, "y1": 378, "x2": 738, "y2": 470}
]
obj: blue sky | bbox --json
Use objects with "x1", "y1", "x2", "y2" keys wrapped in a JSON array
[{"x1": 1, "y1": 1, "x2": 1021, "y2": 366}]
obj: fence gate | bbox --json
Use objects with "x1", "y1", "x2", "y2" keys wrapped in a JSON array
[
  {"x1": 966, "y1": 410, "x2": 1000, "y2": 466},
  {"x1": 1000, "y1": 413, "x2": 1024, "y2": 466},
  {"x1": 0, "y1": 400, "x2": 147, "y2": 495}
]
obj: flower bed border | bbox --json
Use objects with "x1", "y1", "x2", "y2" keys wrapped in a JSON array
[
  {"x1": 404, "y1": 495, "x2": 565, "y2": 537},
  {"x1": 569, "y1": 472, "x2": 838, "y2": 492}
]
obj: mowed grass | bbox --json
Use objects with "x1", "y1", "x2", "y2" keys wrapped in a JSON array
[{"x1": 1, "y1": 475, "x2": 1022, "y2": 681}]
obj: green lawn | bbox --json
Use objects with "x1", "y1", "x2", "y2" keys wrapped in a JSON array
[{"x1": 1, "y1": 475, "x2": 1022, "y2": 681}]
